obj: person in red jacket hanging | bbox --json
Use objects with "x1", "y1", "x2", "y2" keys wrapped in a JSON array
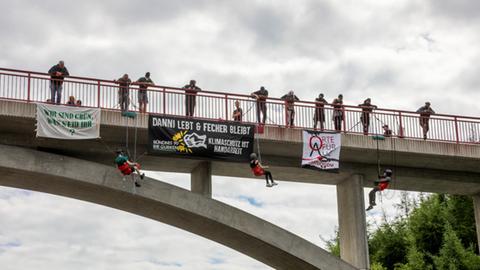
[
  {"x1": 366, "y1": 169, "x2": 393, "y2": 211},
  {"x1": 250, "y1": 153, "x2": 277, "y2": 187},
  {"x1": 114, "y1": 149, "x2": 144, "y2": 187}
]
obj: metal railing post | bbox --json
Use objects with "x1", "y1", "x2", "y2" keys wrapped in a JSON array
[
  {"x1": 97, "y1": 81, "x2": 101, "y2": 108},
  {"x1": 162, "y1": 88, "x2": 166, "y2": 115},
  {"x1": 398, "y1": 112, "x2": 404, "y2": 138},
  {"x1": 342, "y1": 107, "x2": 347, "y2": 132},
  {"x1": 454, "y1": 116, "x2": 460, "y2": 143},
  {"x1": 225, "y1": 94, "x2": 229, "y2": 121},
  {"x1": 27, "y1": 73, "x2": 31, "y2": 102}
]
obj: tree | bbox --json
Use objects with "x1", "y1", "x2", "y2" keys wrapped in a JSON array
[
  {"x1": 323, "y1": 229, "x2": 340, "y2": 257},
  {"x1": 408, "y1": 194, "x2": 446, "y2": 259},
  {"x1": 434, "y1": 223, "x2": 480, "y2": 270},
  {"x1": 369, "y1": 220, "x2": 408, "y2": 269},
  {"x1": 446, "y1": 195, "x2": 478, "y2": 253}
]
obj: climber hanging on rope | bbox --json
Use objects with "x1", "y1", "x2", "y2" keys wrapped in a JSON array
[
  {"x1": 250, "y1": 153, "x2": 277, "y2": 187},
  {"x1": 114, "y1": 149, "x2": 144, "y2": 187},
  {"x1": 366, "y1": 168, "x2": 393, "y2": 211}
]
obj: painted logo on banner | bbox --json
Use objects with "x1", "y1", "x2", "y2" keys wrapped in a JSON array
[
  {"x1": 149, "y1": 115, "x2": 254, "y2": 161},
  {"x1": 302, "y1": 130, "x2": 341, "y2": 171}
]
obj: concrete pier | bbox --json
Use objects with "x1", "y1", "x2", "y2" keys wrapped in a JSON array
[
  {"x1": 191, "y1": 161, "x2": 212, "y2": 197},
  {"x1": 337, "y1": 174, "x2": 370, "y2": 270}
]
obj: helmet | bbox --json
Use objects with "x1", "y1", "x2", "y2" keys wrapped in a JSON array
[
  {"x1": 116, "y1": 148, "x2": 124, "y2": 154},
  {"x1": 384, "y1": 169, "x2": 393, "y2": 176},
  {"x1": 249, "y1": 153, "x2": 257, "y2": 160}
]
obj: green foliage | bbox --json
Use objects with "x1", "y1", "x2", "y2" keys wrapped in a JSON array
[
  {"x1": 396, "y1": 245, "x2": 432, "y2": 270},
  {"x1": 364, "y1": 194, "x2": 480, "y2": 270},
  {"x1": 324, "y1": 229, "x2": 340, "y2": 257},
  {"x1": 433, "y1": 223, "x2": 480, "y2": 270},
  {"x1": 371, "y1": 262, "x2": 388, "y2": 270},
  {"x1": 446, "y1": 196, "x2": 478, "y2": 253},
  {"x1": 369, "y1": 220, "x2": 408, "y2": 269},
  {"x1": 326, "y1": 194, "x2": 480, "y2": 269},
  {"x1": 408, "y1": 194, "x2": 446, "y2": 257}
]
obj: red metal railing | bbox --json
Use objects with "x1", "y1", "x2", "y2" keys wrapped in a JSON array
[{"x1": 1, "y1": 67, "x2": 480, "y2": 144}]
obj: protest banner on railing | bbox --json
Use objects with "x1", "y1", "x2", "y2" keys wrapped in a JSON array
[
  {"x1": 149, "y1": 115, "x2": 254, "y2": 161},
  {"x1": 302, "y1": 130, "x2": 341, "y2": 172},
  {"x1": 36, "y1": 103, "x2": 101, "y2": 139}
]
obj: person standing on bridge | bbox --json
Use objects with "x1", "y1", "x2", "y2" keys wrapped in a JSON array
[
  {"x1": 250, "y1": 153, "x2": 277, "y2": 187},
  {"x1": 136, "y1": 72, "x2": 154, "y2": 113},
  {"x1": 313, "y1": 93, "x2": 327, "y2": 130},
  {"x1": 232, "y1": 100, "x2": 243, "y2": 122},
  {"x1": 251, "y1": 86, "x2": 268, "y2": 124},
  {"x1": 114, "y1": 74, "x2": 132, "y2": 112},
  {"x1": 332, "y1": 94, "x2": 344, "y2": 132},
  {"x1": 114, "y1": 149, "x2": 144, "y2": 187},
  {"x1": 366, "y1": 169, "x2": 393, "y2": 211},
  {"x1": 281, "y1": 90, "x2": 300, "y2": 127},
  {"x1": 48, "y1": 60, "x2": 70, "y2": 104},
  {"x1": 183, "y1": 80, "x2": 202, "y2": 117},
  {"x1": 416, "y1": 102, "x2": 435, "y2": 140},
  {"x1": 359, "y1": 98, "x2": 378, "y2": 135}
]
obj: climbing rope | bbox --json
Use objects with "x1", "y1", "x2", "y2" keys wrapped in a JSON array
[
  {"x1": 383, "y1": 137, "x2": 397, "y2": 200},
  {"x1": 376, "y1": 133, "x2": 381, "y2": 176},
  {"x1": 256, "y1": 134, "x2": 262, "y2": 163},
  {"x1": 242, "y1": 102, "x2": 256, "y2": 117},
  {"x1": 133, "y1": 113, "x2": 139, "y2": 162}
]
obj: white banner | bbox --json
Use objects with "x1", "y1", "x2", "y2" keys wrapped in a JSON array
[
  {"x1": 302, "y1": 130, "x2": 341, "y2": 171},
  {"x1": 36, "y1": 103, "x2": 101, "y2": 139}
]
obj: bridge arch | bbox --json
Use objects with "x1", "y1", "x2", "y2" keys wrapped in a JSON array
[{"x1": 0, "y1": 144, "x2": 357, "y2": 270}]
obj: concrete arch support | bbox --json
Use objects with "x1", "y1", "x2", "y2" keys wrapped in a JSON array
[{"x1": 0, "y1": 144, "x2": 357, "y2": 270}]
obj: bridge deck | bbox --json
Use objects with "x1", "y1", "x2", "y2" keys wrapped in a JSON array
[{"x1": 1, "y1": 99, "x2": 480, "y2": 195}]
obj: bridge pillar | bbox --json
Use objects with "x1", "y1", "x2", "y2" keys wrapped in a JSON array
[
  {"x1": 336, "y1": 174, "x2": 370, "y2": 270},
  {"x1": 473, "y1": 195, "x2": 480, "y2": 253},
  {"x1": 191, "y1": 161, "x2": 212, "y2": 197}
]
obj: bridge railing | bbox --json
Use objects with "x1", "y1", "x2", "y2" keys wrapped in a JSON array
[{"x1": 1, "y1": 67, "x2": 480, "y2": 144}]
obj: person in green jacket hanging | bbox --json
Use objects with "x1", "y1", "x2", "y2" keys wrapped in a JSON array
[{"x1": 114, "y1": 149, "x2": 144, "y2": 187}]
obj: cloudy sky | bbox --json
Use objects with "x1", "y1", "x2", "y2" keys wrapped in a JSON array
[{"x1": 0, "y1": 0, "x2": 477, "y2": 269}]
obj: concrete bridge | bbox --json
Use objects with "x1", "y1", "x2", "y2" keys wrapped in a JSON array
[
  {"x1": 1, "y1": 99, "x2": 480, "y2": 269},
  {"x1": 0, "y1": 144, "x2": 358, "y2": 270},
  {"x1": 1, "y1": 68, "x2": 480, "y2": 269}
]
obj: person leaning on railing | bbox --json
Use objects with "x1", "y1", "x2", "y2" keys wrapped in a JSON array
[
  {"x1": 183, "y1": 80, "x2": 201, "y2": 117},
  {"x1": 416, "y1": 101, "x2": 435, "y2": 140},
  {"x1": 114, "y1": 74, "x2": 132, "y2": 112},
  {"x1": 251, "y1": 86, "x2": 268, "y2": 124},
  {"x1": 332, "y1": 94, "x2": 344, "y2": 132},
  {"x1": 48, "y1": 60, "x2": 69, "y2": 104},
  {"x1": 313, "y1": 93, "x2": 327, "y2": 131},
  {"x1": 136, "y1": 72, "x2": 154, "y2": 113},
  {"x1": 359, "y1": 98, "x2": 378, "y2": 135},
  {"x1": 281, "y1": 90, "x2": 300, "y2": 127}
]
